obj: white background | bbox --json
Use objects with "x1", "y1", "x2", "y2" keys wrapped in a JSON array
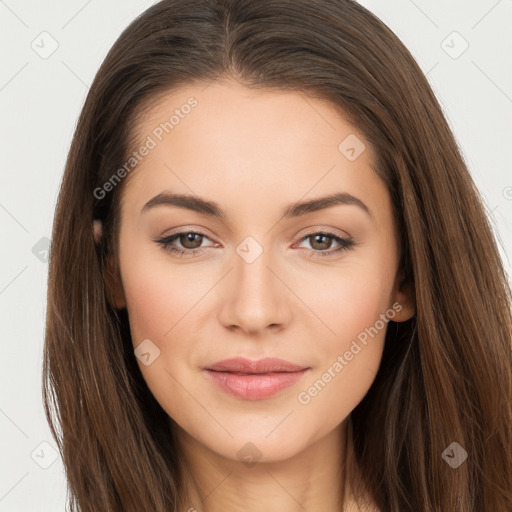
[{"x1": 0, "y1": 1, "x2": 511, "y2": 510}]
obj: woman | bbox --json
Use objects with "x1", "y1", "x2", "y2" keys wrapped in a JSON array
[{"x1": 43, "y1": 1, "x2": 512, "y2": 510}]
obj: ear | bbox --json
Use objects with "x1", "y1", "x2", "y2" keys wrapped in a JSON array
[
  {"x1": 390, "y1": 271, "x2": 415, "y2": 322},
  {"x1": 105, "y1": 254, "x2": 127, "y2": 310},
  {"x1": 93, "y1": 219, "x2": 127, "y2": 310},
  {"x1": 93, "y1": 219, "x2": 103, "y2": 243}
]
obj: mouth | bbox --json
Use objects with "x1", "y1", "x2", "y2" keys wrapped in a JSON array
[{"x1": 202, "y1": 357, "x2": 311, "y2": 400}]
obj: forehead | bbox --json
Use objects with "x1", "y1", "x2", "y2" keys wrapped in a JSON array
[
  {"x1": 131, "y1": 79, "x2": 367, "y2": 158},
  {"x1": 119, "y1": 79, "x2": 388, "y2": 227}
]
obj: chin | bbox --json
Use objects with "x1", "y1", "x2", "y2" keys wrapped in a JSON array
[{"x1": 194, "y1": 420, "x2": 315, "y2": 464}]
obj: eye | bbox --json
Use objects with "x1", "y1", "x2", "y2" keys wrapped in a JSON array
[
  {"x1": 155, "y1": 230, "x2": 215, "y2": 257},
  {"x1": 296, "y1": 231, "x2": 354, "y2": 257},
  {"x1": 154, "y1": 230, "x2": 354, "y2": 258}
]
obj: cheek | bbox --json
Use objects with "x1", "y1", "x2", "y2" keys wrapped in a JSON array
[
  {"x1": 118, "y1": 245, "x2": 212, "y2": 392},
  {"x1": 294, "y1": 294, "x2": 389, "y2": 436},
  {"x1": 120, "y1": 259, "x2": 207, "y2": 427},
  {"x1": 309, "y1": 261, "x2": 394, "y2": 343},
  {"x1": 295, "y1": 262, "x2": 394, "y2": 416},
  {"x1": 119, "y1": 246, "x2": 208, "y2": 344}
]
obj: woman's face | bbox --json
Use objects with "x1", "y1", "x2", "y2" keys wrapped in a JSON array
[{"x1": 111, "y1": 79, "x2": 414, "y2": 463}]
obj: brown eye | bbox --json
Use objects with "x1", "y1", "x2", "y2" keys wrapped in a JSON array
[
  {"x1": 155, "y1": 230, "x2": 214, "y2": 256},
  {"x1": 297, "y1": 231, "x2": 354, "y2": 257},
  {"x1": 308, "y1": 234, "x2": 335, "y2": 251},
  {"x1": 178, "y1": 233, "x2": 204, "y2": 249}
]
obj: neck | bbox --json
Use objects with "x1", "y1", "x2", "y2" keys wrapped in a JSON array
[{"x1": 173, "y1": 419, "x2": 349, "y2": 512}]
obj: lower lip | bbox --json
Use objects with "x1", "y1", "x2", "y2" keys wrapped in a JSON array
[{"x1": 203, "y1": 369, "x2": 310, "y2": 400}]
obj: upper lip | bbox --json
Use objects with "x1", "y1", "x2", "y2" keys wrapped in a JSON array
[{"x1": 204, "y1": 357, "x2": 309, "y2": 374}]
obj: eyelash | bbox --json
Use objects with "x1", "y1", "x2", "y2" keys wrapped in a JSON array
[{"x1": 154, "y1": 230, "x2": 354, "y2": 258}]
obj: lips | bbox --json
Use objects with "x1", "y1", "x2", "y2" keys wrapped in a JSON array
[
  {"x1": 202, "y1": 357, "x2": 311, "y2": 400},
  {"x1": 204, "y1": 357, "x2": 308, "y2": 374}
]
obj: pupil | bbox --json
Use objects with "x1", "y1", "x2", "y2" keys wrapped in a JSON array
[
  {"x1": 182, "y1": 233, "x2": 201, "y2": 248},
  {"x1": 313, "y1": 234, "x2": 330, "y2": 250}
]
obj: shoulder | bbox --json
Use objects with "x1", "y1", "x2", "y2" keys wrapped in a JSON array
[
  {"x1": 343, "y1": 494, "x2": 381, "y2": 512},
  {"x1": 343, "y1": 481, "x2": 381, "y2": 512}
]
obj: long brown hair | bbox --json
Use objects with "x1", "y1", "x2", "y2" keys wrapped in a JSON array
[{"x1": 43, "y1": 0, "x2": 512, "y2": 510}]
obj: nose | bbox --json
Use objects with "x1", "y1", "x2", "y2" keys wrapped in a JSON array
[{"x1": 217, "y1": 248, "x2": 292, "y2": 335}]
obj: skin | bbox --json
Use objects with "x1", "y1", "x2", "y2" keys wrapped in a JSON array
[{"x1": 105, "y1": 78, "x2": 415, "y2": 512}]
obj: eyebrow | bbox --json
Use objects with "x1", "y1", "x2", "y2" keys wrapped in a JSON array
[{"x1": 141, "y1": 191, "x2": 373, "y2": 220}]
